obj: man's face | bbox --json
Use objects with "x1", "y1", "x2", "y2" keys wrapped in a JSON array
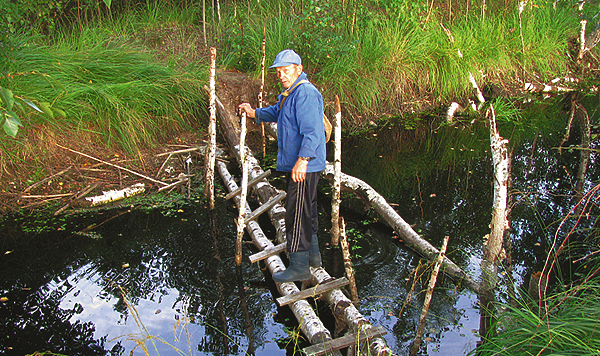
[{"x1": 276, "y1": 64, "x2": 302, "y2": 89}]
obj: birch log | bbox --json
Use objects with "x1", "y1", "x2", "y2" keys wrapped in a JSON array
[
  {"x1": 330, "y1": 95, "x2": 342, "y2": 246},
  {"x1": 322, "y1": 164, "x2": 481, "y2": 295},
  {"x1": 479, "y1": 105, "x2": 510, "y2": 336},
  {"x1": 213, "y1": 94, "x2": 391, "y2": 354},
  {"x1": 206, "y1": 47, "x2": 217, "y2": 209},
  {"x1": 216, "y1": 161, "x2": 333, "y2": 345},
  {"x1": 236, "y1": 112, "x2": 249, "y2": 266},
  {"x1": 339, "y1": 217, "x2": 359, "y2": 304}
]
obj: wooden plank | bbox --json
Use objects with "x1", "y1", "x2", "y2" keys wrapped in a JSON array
[
  {"x1": 225, "y1": 169, "x2": 271, "y2": 199},
  {"x1": 245, "y1": 190, "x2": 286, "y2": 223},
  {"x1": 302, "y1": 326, "x2": 388, "y2": 356},
  {"x1": 276, "y1": 278, "x2": 349, "y2": 307},
  {"x1": 249, "y1": 242, "x2": 287, "y2": 263}
]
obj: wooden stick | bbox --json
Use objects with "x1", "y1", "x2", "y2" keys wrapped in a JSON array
[
  {"x1": 410, "y1": 236, "x2": 449, "y2": 356},
  {"x1": 260, "y1": 25, "x2": 266, "y2": 158},
  {"x1": 205, "y1": 46, "x2": 217, "y2": 209},
  {"x1": 339, "y1": 217, "x2": 359, "y2": 304},
  {"x1": 21, "y1": 193, "x2": 75, "y2": 199},
  {"x1": 54, "y1": 183, "x2": 98, "y2": 215},
  {"x1": 156, "y1": 147, "x2": 201, "y2": 157},
  {"x1": 156, "y1": 153, "x2": 173, "y2": 178},
  {"x1": 236, "y1": 112, "x2": 249, "y2": 266},
  {"x1": 22, "y1": 166, "x2": 72, "y2": 193},
  {"x1": 330, "y1": 95, "x2": 342, "y2": 246},
  {"x1": 53, "y1": 144, "x2": 167, "y2": 186}
]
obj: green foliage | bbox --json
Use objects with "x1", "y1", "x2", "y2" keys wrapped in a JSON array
[{"x1": 475, "y1": 282, "x2": 600, "y2": 356}]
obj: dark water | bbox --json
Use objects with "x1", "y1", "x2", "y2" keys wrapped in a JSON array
[{"x1": 1, "y1": 94, "x2": 599, "y2": 355}]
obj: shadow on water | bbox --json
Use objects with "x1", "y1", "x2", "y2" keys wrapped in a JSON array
[{"x1": 0, "y1": 94, "x2": 598, "y2": 355}]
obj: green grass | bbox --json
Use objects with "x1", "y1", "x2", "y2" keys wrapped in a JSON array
[
  {"x1": 1, "y1": 11, "x2": 208, "y2": 158},
  {"x1": 211, "y1": 0, "x2": 580, "y2": 124},
  {"x1": 475, "y1": 281, "x2": 600, "y2": 356}
]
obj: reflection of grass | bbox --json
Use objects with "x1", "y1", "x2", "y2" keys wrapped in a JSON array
[
  {"x1": 110, "y1": 283, "x2": 191, "y2": 355},
  {"x1": 109, "y1": 281, "x2": 252, "y2": 355}
]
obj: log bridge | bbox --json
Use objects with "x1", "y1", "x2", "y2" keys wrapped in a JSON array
[{"x1": 213, "y1": 93, "x2": 481, "y2": 355}]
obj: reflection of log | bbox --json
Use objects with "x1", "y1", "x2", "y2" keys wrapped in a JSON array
[
  {"x1": 214, "y1": 94, "x2": 392, "y2": 354},
  {"x1": 322, "y1": 164, "x2": 482, "y2": 295}
]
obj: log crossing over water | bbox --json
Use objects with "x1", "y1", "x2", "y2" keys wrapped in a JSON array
[{"x1": 213, "y1": 95, "x2": 394, "y2": 356}]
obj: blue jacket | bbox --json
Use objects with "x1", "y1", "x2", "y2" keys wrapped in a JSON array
[{"x1": 255, "y1": 72, "x2": 326, "y2": 173}]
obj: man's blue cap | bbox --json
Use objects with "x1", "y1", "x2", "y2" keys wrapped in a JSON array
[{"x1": 269, "y1": 49, "x2": 302, "y2": 68}]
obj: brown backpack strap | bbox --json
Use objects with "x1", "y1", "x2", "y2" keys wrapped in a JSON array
[{"x1": 279, "y1": 80, "x2": 309, "y2": 110}]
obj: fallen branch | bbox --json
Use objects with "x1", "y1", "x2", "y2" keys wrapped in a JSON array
[
  {"x1": 54, "y1": 143, "x2": 168, "y2": 187},
  {"x1": 54, "y1": 183, "x2": 99, "y2": 215},
  {"x1": 22, "y1": 166, "x2": 73, "y2": 194},
  {"x1": 410, "y1": 236, "x2": 449, "y2": 356},
  {"x1": 85, "y1": 183, "x2": 146, "y2": 206}
]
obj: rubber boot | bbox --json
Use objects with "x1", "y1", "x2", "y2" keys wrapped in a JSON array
[
  {"x1": 272, "y1": 251, "x2": 312, "y2": 283},
  {"x1": 309, "y1": 234, "x2": 322, "y2": 268}
]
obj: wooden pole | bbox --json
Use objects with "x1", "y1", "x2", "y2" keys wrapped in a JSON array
[
  {"x1": 236, "y1": 112, "x2": 249, "y2": 265},
  {"x1": 480, "y1": 104, "x2": 510, "y2": 336},
  {"x1": 202, "y1": 0, "x2": 207, "y2": 46},
  {"x1": 205, "y1": 47, "x2": 217, "y2": 209},
  {"x1": 339, "y1": 217, "x2": 358, "y2": 304},
  {"x1": 410, "y1": 236, "x2": 450, "y2": 356},
  {"x1": 330, "y1": 95, "x2": 342, "y2": 246},
  {"x1": 259, "y1": 25, "x2": 266, "y2": 158}
]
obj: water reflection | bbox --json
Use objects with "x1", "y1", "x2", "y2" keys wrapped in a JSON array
[{"x1": 1, "y1": 96, "x2": 597, "y2": 355}]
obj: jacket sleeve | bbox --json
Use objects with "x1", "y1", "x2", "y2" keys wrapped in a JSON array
[
  {"x1": 254, "y1": 100, "x2": 281, "y2": 124},
  {"x1": 294, "y1": 87, "x2": 324, "y2": 160}
]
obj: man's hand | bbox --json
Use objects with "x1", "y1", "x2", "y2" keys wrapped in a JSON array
[
  {"x1": 238, "y1": 103, "x2": 256, "y2": 119},
  {"x1": 292, "y1": 158, "x2": 308, "y2": 182}
]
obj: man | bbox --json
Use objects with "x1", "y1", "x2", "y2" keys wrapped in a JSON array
[{"x1": 238, "y1": 49, "x2": 326, "y2": 283}]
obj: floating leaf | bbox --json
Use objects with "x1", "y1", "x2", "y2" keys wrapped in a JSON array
[
  {"x1": 0, "y1": 297, "x2": 8, "y2": 302},
  {"x1": 122, "y1": 263, "x2": 129, "y2": 268}
]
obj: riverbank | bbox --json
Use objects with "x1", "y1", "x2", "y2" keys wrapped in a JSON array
[{"x1": 1, "y1": 1, "x2": 599, "y2": 215}]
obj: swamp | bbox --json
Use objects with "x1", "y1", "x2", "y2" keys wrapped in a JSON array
[{"x1": 1, "y1": 1, "x2": 600, "y2": 355}]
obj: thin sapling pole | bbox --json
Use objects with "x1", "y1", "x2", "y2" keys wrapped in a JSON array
[
  {"x1": 330, "y1": 95, "x2": 342, "y2": 246},
  {"x1": 259, "y1": 26, "x2": 266, "y2": 157},
  {"x1": 206, "y1": 47, "x2": 217, "y2": 209},
  {"x1": 339, "y1": 217, "x2": 359, "y2": 304},
  {"x1": 410, "y1": 236, "x2": 450, "y2": 356},
  {"x1": 236, "y1": 112, "x2": 249, "y2": 265}
]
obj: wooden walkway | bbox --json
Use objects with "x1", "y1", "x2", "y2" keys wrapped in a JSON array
[{"x1": 213, "y1": 96, "x2": 394, "y2": 356}]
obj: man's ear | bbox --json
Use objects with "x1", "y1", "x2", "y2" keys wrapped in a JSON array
[{"x1": 297, "y1": 64, "x2": 303, "y2": 73}]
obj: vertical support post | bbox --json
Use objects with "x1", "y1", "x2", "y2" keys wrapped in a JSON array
[
  {"x1": 202, "y1": 0, "x2": 207, "y2": 46},
  {"x1": 339, "y1": 217, "x2": 359, "y2": 304},
  {"x1": 480, "y1": 104, "x2": 510, "y2": 337},
  {"x1": 236, "y1": 112, "x2": 249, "y2": 265},
  {"x1": 410, "y1": 236, "x2": 450, "y2": 356},
  {"x1": 330, "y1": 95, "x2": 342, "y2": 246},
  {"x1": 205, "y1": 47, "x2": 217, "y2": 209},
  {"x1": 259, "y1": 25, "x2": 266, "y2": 158}
]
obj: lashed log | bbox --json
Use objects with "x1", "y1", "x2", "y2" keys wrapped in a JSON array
[
  {"x1": 216, "y1": 161, "x2": 333, "y2": 346},
  {"x1": 213, "y1": 94, "x2": 391, "y2": 354}
]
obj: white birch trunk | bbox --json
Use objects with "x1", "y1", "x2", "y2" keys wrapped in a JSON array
[
  {"x1": 205, "y1": 47, "x2": 217, "y2": 209},
  {"x1": 236, "y1": 112, "x2": 249, "y2": 265},
  {"x1": 331, "y1": 95, "x2": 342, "y2": 246}
]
